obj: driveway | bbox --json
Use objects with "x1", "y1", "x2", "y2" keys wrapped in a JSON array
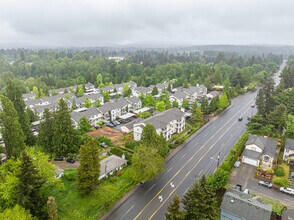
[
  {"x1": 229, "y1": 163, "x2": 256, "y2": 188},
  {"x1": 247, "y1": 178, "x2": 294, "y2": 207}
]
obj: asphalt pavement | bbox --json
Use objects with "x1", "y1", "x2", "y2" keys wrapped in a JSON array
[{"x1": 106, "y1": 60, "x2": 287, "y2": 220}]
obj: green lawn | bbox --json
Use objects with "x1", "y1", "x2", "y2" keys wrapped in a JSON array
[{"x1": 51, "y1": 167, "x2": 137, "y2": 220}]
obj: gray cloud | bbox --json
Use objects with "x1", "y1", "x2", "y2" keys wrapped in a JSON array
[{"x1": 0, "y1": 0, "x2": 294, "y2": 47}]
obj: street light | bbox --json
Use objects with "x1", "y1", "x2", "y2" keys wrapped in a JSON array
[{"x1": 217, "y1": 152, "x2": 220, "y2": 169}]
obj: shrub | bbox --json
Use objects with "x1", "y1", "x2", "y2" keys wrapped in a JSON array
[
  {"x1": 138, "y1": 111, "x2": 151, "y2": 119},
  {"x1": 272, "y1": 177, "x2": 289, "y2": 187},
  {"x1": 96, "y1": 136, "x2": 112, "y2": 146},
  {"x1": 208, "y1": 168, "x2": 229, "y2": 191},
  {"x1": 110, "y1": 147, "x2": 132, "y2": 161},
  {"x1": 124, "y1": 141, "x2": 140, "y2": 150},
  {"x1": 64, "y1": 169, "x2": 77, "y2": 181},
  {"x1": 275, "y1": 166, "x2": 285, "y2": 177},
  {"x1": 168, "y1": 143, "x2": 176, "y2": 149}
]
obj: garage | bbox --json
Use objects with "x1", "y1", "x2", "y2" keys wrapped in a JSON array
[{"x1": 242, "y1": 157, "x2": 259, "y2": 166}]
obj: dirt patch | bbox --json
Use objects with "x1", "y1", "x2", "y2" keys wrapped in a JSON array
[{"x1": 87, "y1": 126, "x2": 124, "y2": 145}]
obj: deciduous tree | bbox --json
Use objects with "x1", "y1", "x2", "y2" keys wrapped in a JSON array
[{"x1": 78, "y1": 116, "x2": 91, "y2": 134}]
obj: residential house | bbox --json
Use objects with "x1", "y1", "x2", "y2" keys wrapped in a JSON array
[
  {"x1": 170, "y1": 90, "x2": 188, "y2": 107},
  {"x1": 129, "y1": 81, "x2": 137, "y2": 90},
  {"x1": 84, "y1": 82, "x2": 96, "y2": 94},
  {"x1": 126, "y1": 97, "x2": 142, "y2": 112},
  {"x1": 71, "y1": 107, "x2": 102, "y2": 128},
  {"x1": 68, "y1": 93, "x2": 104, "y2": 109},
  {"x1": 182, "y1": 88, "x2": 198, "y2": 103},
  {"x1": 283, "y1": 138, "x2": 294, "y2": 161},
  {"x1": 100, "y1": 86, "x2": 114, "y2": 94},
  {"x1": 23, "y1": 92, "x2": 35, "y2": 101},
  {"x1": 111, "y1": 98, "x2": 130, "y2": 117},
  {"x1": 207, "y1": 91, "x2": 220, "y2": 99},
  {"x1": 33, "y1": 102, "x2": 59, "y2": 118},
  {"x1": 195, "y1": 84, "x2": 208, "y2": 97},
  {"x1": 99, "y1": 155, "x2": 128, "y2": 180},
  {"x1": 133, "y1": 108, "x2": 185, "y2": 141},
  {"x1": 48, "y1": 86, "x2": 77, "y2": 96},
  {"x1": 242, "y1": 134, "x2": 277, "y2": 169},
  {"x1": 97, "y1": 102, "x2": 117, "y2": 122},
  {"x1": 132, "y1": 86, "x2": 152, "y2": 97},
  {"x1": 25, "y1": 99, "x2": 43, "y2": 109},
  {"x1": 112, "y1": 84, "x2": 124, "y2": 95},
  {"x1": 220, "y1": 188, "x2": 272, "y2": 220}
]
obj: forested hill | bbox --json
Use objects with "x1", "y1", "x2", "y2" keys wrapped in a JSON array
[{"x1": 0, "y1": 49, "x2": 283, "y2": 95}]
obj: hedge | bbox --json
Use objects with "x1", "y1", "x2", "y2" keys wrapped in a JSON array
[
  {"x1": 110, "y1": 147, "x2": 132, "y2": 162},
  {"x1": 208, "y1": 132, "x2": 249, "y2": 190}
]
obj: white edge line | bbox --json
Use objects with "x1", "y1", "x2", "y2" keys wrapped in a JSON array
[{"x1": 120, "y1": 205, "x2": 134, "y2": 220}]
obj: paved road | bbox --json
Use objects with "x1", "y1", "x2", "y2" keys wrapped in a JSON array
[{"x1": 107, "y1": 61, "x2": 287, "y2": 220}]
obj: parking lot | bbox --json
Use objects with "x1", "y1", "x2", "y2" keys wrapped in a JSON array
[{"x1": 229, "y1": 163, "x2": 256, "y2": 188}]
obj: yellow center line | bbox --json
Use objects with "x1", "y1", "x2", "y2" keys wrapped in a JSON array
[
  {"x1": 148, "y1": 101, "x2": 254, "y2": 219},
  {"x1": 134, "y1": 99, "x2": 253, "y2": 220}
]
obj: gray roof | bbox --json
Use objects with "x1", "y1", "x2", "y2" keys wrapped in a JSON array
[
  {"x1": 243, "y1": 149, "x2": 261, "y2": 160},
  {"x1": 85, "y1": 82, "x2": 95, "y2": 90},
  {"x1": 100, "y1": 155, "x2": 128, "y2": 177},
  {"x1": 71, "y1": 107, "x2": 100, "y2": 124},
  {"x1": 100, "y1": 86, "x2": 114, "y2": 92},
  {"x1": 197, "y1": 84, "x2": 207, "y2": 90},
  {"x1": 246, "y1": 134, "x2": 277, "y2": 158},
  {"x1": 48, "y1": 86, "x2": 77, "y2": 95},
  {"x1": 112, "y1": 84, "x2": 124, "y2": 89},
  {"x1": 155, "y1": 83, "x2": 167, "y2": 90},
  {"x1": 221, "y1": 188, "x2": 272, "y2": 220},
  {"x1": 34, "y1": 102, "x2": 59, "y2": 114},
  {"x1": 182, "y1": 88, "x2": 195, "y2": 95},
  {"x1": 209, "y1": 91, "x2": 220, "y2": 96},
  {"x1": 126, "y1": 96, "x2": 140, "y2": 104},
  {"x1": 41, "y1": 93, "x2": 75, "y2": 104},
  {"x1": 97, "y1": 102, "x2": 115, "y2": 113},
  {"x1": 285, "y1": 139, "x2": 294, "y2": 151},
  {"x1": 282, "y1": 209, "x2": 294, "y2": 220},
  {"x1": 23, "y1": 92, "x2": 35, "y2": 99},
  {"x1": 138, "y1": 108, "x2": 185, "y2": 130},
  {"x1": 25, "y1": 99, "x2": 42, "y2": 107},
  {"x1": 87, "y1": 93, "x2": 103, "y2": 100},
  {"x1": 171, "y1": 91, "x2": 187, "y2": 100},
  {"x1": 111, "y1": 98, "x2": 129, "y2": 109},
  {"x1": 135, "y1": 86, "x2": 151, "y2": 94}
]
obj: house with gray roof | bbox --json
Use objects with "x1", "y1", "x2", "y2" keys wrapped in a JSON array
[
  {"x1": 71, "y1": 107, "x2": 102, "y2": 128},
  {"x1": 220, "y1": 188, "x2": 272, "y2": 220},
  {"x1": 126, "y1": 97, "x2": 142, "y2": 111},
  {"x1": 97, "y1": 102, "x2": 116, "y2": 122},
  {"x1": 133, "y1": 108, "x2": 185, "y2": 141},
  {"x1": 48, "y1": 86, "x2": 77, "y2": 96},
  {"x1": 33, "y1": 102, "x2": 59, "y2": 118},
  {"x1": 99, "y1": 155, "x2": 128, "y2": 180},
  {"x1": 23, "y1": 92, "x2": 36, "y2": 101},
  {"x1": 283, "y1": 138, "x2": 294, "y2": 161},
  {"x1": 112, "y1": 84, "x2": 124, "y2": 95},
  {"x1": 207, "y1": 90, "x2": 220, "y2": 99},
  {"x1": 69, "y1": 93, "x2": 104, "y2": 109},
  {"x1": 242, "y1": 134, "x2": 277, "y2": 169},
  {"x1": 84, "y1": 82, "x2": 96, "y2": 93},
  {"x1": 132, "y1": 86, "x2": 152, "y2": 97},
  {"x1": 100, "y1": 86, "x2": 114, "y2": 94},
  {"x1": 170, "y1": 91, "x2": 188, "y2": 107},
  {"x1": 111, "y1": 98, "x2": 130, "y2": 116},
  {"x1": 25, "y1": 99, "x2": 43, "y2": 108}
]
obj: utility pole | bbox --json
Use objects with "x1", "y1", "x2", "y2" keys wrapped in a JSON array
[{"x1": 217, "y1": 152, "x2": 220, "y2": 169}]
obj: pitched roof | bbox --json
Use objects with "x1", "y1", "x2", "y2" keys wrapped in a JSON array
[
  {"x1": 71, "y1": 107, "x2": 100, "y2": 124},
  {"x1": 25, "y1": 99, "x2": 43, "y2": 107},
  {"x1": 111, "y1": 98, "x2": 129, "y2": 109},
  {"x1": 285, "y1": 138, "x2": 294, "y2": 151},
  {"x1": 85, "y1": 82, "x2": 95, "y2": 90},
  {"x1": 97, "y1": 102, "x2": 115, "y2": 113},
  {"x1": 221, "y1": 188, "x2": 272, "y2": 220},
  {"x1": 87, "y1": 93, "x2": 103, "y2": 100},
  {"x1": 100, "y1": 155, "x2": 128, "y2": 177},
  {"x1": 126, "y1": 96, "x2": 140, "y2": 104},
  {"x1": 246, "y1": 135, "x2": 277, "y2": 158},
  {"x1": 100, "y1": 86, "x2": 114, "y2": 92},
  {"x1": 136, "y1": 108, "x2": 185, "y2": 130},
  {"x1": 243, "y1": 149, "x2": 261, "y2": 160},
  {"x1": 33, "y1": 102, "x2": 59, "y2": 114},
  {"x1": 23, "y1": 92, "x2": 35, "y2": 99},
  {"x1": 135, "y1": 86, "x2": 151, "y2": 94},
  {"x1": 171, "y1": 91, "x2": 187, "y2": 100}
]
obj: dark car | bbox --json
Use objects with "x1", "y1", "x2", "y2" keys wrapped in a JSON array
[
  {"x1": 251, "y1": 104, "x2": 255, "y2": 108},
  {"x1": 54, "y1": 156, "x2": 64, "y2": 161},
  {"x1": 106, "y1": 123, "x2": 114, "y2": 128},
  {"x1": 238, "y1": 117, "x2": 243, "y2": 121},
  {"x1": 66, "y1": 158, "x2": 75, "y2": 164},
  {"x1": 259, "y1": 180, "x2": 272, "y2": 188}
]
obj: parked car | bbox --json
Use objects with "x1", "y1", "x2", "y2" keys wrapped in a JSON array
[
  {"x1": 106, "y1": 123, "x2": 114, "y2": 128},
  {"x1": 115, "y1": 120, "x2": 121, "y2": 125},
  {"x1": 66, "y1": 158, "x2": 75, "y2": 164},
  {"x1": 235, "y1": 184, "x2": 242, "y2": 192},
  {"x1": 259, "y1": 180, "x2": 272, "y2": 188},
  {"x1": 234, "y1": 161, "x2": 241, "y2": 168},
  {"x1": 251, "y1": 104, "x2": 255, "y2": 108},
  {"x1": 238, "y1": 117, "x2": 243, "y2": 121},
  {"x1": 280, "y1": 187, "x2": 294, "y2": 195},
  {"x1": 243, "y1": 189, "x2": 250, "y2": 194},
  {"x1": 54, "y1": 156, "x2": 64, "y2": 161}
]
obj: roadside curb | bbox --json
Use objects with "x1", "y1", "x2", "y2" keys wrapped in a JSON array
[{"x1": 99, "y1": 184, "x2": 141, "y2": 220}]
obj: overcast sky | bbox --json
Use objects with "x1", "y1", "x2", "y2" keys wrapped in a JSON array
[{"x1": 1, "y1": 0, "x2": 294, "y2": 48}]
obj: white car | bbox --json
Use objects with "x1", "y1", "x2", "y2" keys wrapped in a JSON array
[{"x1": 280, "y1": 187, "x2": 294, "y2": 195}]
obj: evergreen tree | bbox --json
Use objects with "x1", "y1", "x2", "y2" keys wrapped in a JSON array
[
  {"x1": 6, "y1": 80, "x2": 35, "y2": 146},
  {"x1": 84, "y1": 97, "x2": 92, "y2": 108},
  {"x1": 47, "y1": 196, "x2": 58, "y2": 220},
  {"x1": 286, "y1": 115, "x2": 294, "y2": 138},
  {"x1": 76, "y1": 85, "x2": 84, "y2": 97},
  {"x1": 77, "y1": 139, "x2": 100, "y2": 195},
  {"x1": 27, "y1": 108, "x2": 39, "y2": 122},
  {"x1": 71, "y1": 99, "x2": 78, "y2": 110},
  {"x1": 268, "y1": 104, "x2": 288, "y2": 131},
  {"x1": 123, "y1": 83, "x2": 132, "y2": 97},
  {"x1": 165, "y1": 195, "x2": 185, "y2": 220},
  {"x1": 256, "y1": 89, "x2": 266, "y2": 117},
  {"x1": 182, "y1": 175, "x2": 217, "y2": 220},
  {"x1": 172, "y1": 100, "x2": 179, "y2": 108},
  {"x1": 78, "y1": 116, "x2": 92, "y2": 134},
  {"x1": 191, "y1": 101, "x2": 203, "y2": 123},
  {"x1": 182, "y1": 100, "x2": 189, "y2": 110},
  {"x1": 53, "y1": 99, "x2": 79, "y2": 156},
  {"x1": 0, "y1": 96, "x2": 26, "y2": 158},
  {"x1": 167, "y1": 83, "x2": 172, "y2": 92},
  {"x1": 16, "y1": 151, "x2": 47, "y2": 219},
  {"x1": 209, "y1": 96, "x2": 219, "y2": 113},
  {"x1": 151, "y1": 86, "x2": 159, "y2": 96},
  {"x1": 201, "y1": 98, "x2": 209, "y2": 114},
  {"x1": 38, "y1": 109, "x2": 55, "y2": 157}
]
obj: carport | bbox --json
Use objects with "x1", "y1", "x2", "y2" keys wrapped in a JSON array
[
  {"x1": 133, "y1": 107, "x2": 151, "y2": 114},
  {"x1": 119, "y1": 113, "x2": 136, "y2": 120}
]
